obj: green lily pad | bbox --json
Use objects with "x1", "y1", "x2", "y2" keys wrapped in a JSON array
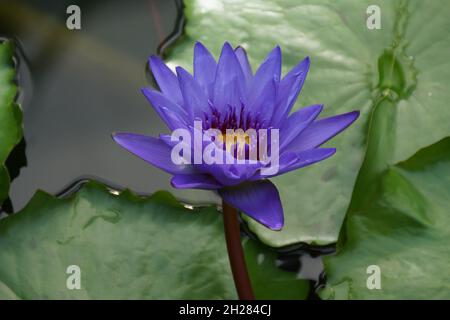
[
  {"x1": 321, "y1": 138, "x2": 450, "y2": 299},
  {"x1": 0, "y1": 40, "x2": 22, "y2": 207},
  {"x1": 0, "y1": 181, "x2": 308, "y2": 299},
  {"x1": 166, "y1": 0, "x2": 450, "y2": 247}
]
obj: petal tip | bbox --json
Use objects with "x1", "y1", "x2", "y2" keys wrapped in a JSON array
[
  {"x1": 351, "y1": 110, "x2": 360, "y2": 119},
  {"x1": 148, "y1": 55, "x2": 162, "y2": 66},
  {"x1": 234, "y1": 45, "x2": 247, "y2": 55},
  {"x1": 268, "y1": 220, "x2": 284, "y2": 231},
  {"x1": 222, "y1": 41, "x2": 233, "y2": 52},
  {"x1": 328, "y1": 148, "x2": 337, "y2": 156},
  {"x1": 194, "y1": 41, "x2": 209, "y2": 54},
  {"x1": 175, "y1": 66, "x2": 188, "y2": 77},
  {"x1": 313, "y1": 104, "x2": 324, "y2": 115},
  {"x1": 270, "y1": 46, "x2": 282, "y2": 61},
  {"x1": 170, "y1": 176, "x2": 178, "y2": 189},
  {"x1": 303, "y1": 57, "x2": 311, "y2": 69},
  {"x1": 111, "y1": 131, "x2": 126, "y2": 142},
  {"x1": 344, "y1": 110, "x2": 361, "y2": 125},
  {"x1": 111, "y1": 132, "x2": 129, "y2": 147},
  {"x1": 296, "y1": 56, "x2": 311, "y2": 73}
]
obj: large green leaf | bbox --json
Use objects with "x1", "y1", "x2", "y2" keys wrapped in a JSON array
[
  {"x1": 320, "y1": 1, "x2": 450, "y2": 298},
  {"x1": 0, "y1": 40, "x2": 22, "y2": 206},
  {"x1": 321, "y1": 138, "x2": 450, "y2": 299},
  {"x1": 0, "y1": 181, "x2": 308, "y2": 299},
  {"x1": 166, "y1": 0, "x2": 450, "y2": 246}
]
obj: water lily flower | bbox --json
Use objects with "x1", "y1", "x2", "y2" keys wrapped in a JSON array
[{"x1": 113, "y1": 42, "x2": 359, "y2": 231}]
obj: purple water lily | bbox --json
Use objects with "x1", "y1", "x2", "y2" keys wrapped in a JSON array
[{"x1": 113, "y1": 42, "x2": 359, "y2": 231}]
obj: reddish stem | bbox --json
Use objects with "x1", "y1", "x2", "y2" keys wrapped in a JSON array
[{"x1": 222, "y1": 200, "x2": 255, "y2": 300}]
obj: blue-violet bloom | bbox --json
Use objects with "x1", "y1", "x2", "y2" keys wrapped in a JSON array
[{"x1": 113, "y1": 42, "x2": 359, "y2": 231}]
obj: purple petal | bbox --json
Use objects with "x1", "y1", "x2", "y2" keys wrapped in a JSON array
[
  {"x1": 252, "y1": 148, "x2": 336, "y2": 179},
  {"x1": 171, "y1": 174, "x2": 222, "y2": 190},
  {"x1": 277, "y1": 148, "x2": 336, "y2": 175},
  {"x1": 219, "y1": 180, "x2": 284, "y2": 230},
  {"x1": 247, "y1": 46, "x2": 281, "y2": 113},
  {"x1": 249, "y1": 76, "x2": 277, "y2": 126},
  {"x1": 149, "y1": 55, "x2": 183, "y2": 105},
  {"x1": 287, "y1": 111, "x2": 360, "y2": 152},
  {"x1": 112, "y1": 133, "x2": 193, "y2": 175},
  {"x1": 279, "y1": 104, "x2": 323, "y2": 149},
  {"x1": 272, "y1": 57, "x2": 310, "y2": 126},
  {"x1": 194, "y1": 42, "x2": 217, "y2": 100},
  {"x1": 177, "y1": 66, "x2": 210, "y2": 120},
  {"x1": 192, "y1": 136, "x2": 264, "y2": 186},
  {"x1": 235, "y1": 46, "x2": 253, "y2": 84},
  {"x1": 195, "y1": 155, "x2": 262, "y2": 187},
  {"x1": 197, "y1": 162, "x2": 243, "y2": 187},
  {"x1": 213, "y1": 42, "x2": 246, "y2": 111},
  {"x1": 141, "y1": 88, "x2": 188, "y2": 130}
]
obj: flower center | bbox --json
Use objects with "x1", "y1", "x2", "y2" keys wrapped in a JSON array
[
  {"x1": 201, "y1": 102, "x2": 271, "y2": 161},
  {"x1": 217, "y1": 131, "x2": 251, "y2": 153},
  {"x1": 203, "y1": 103, "x2": 263, "y2": 133}
]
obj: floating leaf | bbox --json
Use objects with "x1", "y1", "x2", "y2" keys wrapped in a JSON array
[
  {"x1": 0, "y1": 40, "x2": 22, "y2": 207},
  {"x1": 321, "y1": 138, "x2": 450, "y2": 299},
  {"x1": 0, "y1": 181, "x2": 308, "y2": 299}
]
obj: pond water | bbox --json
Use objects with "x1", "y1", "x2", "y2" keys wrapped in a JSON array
[
  {"x1": 0, "y1": 0, "x2": 329, "y2": 297},
  {"x1": 1, "y1": 0, "x2": 218, "y2": 212}
]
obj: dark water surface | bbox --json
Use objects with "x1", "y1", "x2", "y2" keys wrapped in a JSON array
[{"x1": 1, "y1": 0, "x2": 218, "y2": 212}]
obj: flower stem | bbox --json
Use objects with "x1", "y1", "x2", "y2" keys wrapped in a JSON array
[{"x1": 222, "y1": 200, "x2": 255, "y2": 300}]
